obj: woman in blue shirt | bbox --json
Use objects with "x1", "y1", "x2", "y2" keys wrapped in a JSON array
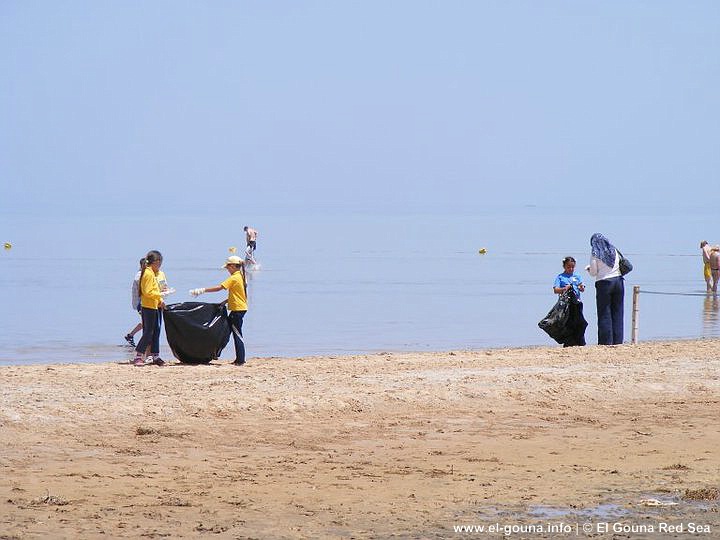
[{"x1": 552, "y1": 256, "x2": 587, "y2": 347}]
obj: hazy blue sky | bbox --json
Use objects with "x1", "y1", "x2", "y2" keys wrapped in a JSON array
[{"x1": 2, "y1": 1, "x2": 718, "y2": 217}]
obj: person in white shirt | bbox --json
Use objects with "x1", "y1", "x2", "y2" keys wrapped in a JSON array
[
  {"x1": 124, "y1": 258, "x2": 145, "y2": 347},
  {"x1": 585, "y1": 233, "x2": 624, "y2": 345}
]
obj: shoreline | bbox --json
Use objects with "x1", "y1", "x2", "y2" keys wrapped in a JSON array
[
  {"x1": 3, "y1": 334, "x2": 720, "y2": 368},
  {"x1": 2, "y1": 339, "x2": 719, "y2": 538}
]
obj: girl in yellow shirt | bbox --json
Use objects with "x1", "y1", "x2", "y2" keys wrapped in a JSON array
[
  {"x1": 189, "y1": 256, "x2": 248, "y2": 365},
  {"x1": 133, "y1": 250, "x2": 166, "y2": 366}
]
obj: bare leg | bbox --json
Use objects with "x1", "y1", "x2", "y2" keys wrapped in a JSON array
[
  {"x1": 124, "y1": 320, "x2": 142, "y2": 347},
  {"x1": 129, "y1": 322, "x2": 142, "y2": 336}
]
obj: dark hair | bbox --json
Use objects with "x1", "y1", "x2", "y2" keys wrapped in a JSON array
[
  {"x1": 138, "y1": 250, "x2": 163, "y2": 299},
  {"x1": 562, "y1": 256, "x2": 576, "y2": 266}
]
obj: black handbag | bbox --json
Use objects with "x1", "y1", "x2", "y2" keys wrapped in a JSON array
[{"x1": 618, "y1": 250, "x2": 633, "y2": 276}]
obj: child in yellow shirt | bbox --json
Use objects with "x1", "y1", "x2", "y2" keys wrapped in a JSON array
[
  {"x1": 189, "y1": 256, "x2": 248, "y2": 365},
  {"x1": 133, "y1": 250, "x2": 166, "y2": 366}
]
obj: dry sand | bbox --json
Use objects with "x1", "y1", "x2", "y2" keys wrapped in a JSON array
[{"x1": 1, "y1": 340, "x2": 719, "y2": 539}]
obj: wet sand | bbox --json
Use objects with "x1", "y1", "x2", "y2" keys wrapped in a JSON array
[{"x1": 1, "y1": 340, "x2": 719, "y2": 539}]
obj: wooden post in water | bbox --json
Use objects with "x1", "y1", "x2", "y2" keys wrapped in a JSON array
[{"x1": 631, "y1": 285, "x2": 640, "y2": 344}]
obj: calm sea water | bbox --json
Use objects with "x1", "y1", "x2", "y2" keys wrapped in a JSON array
[{"x1": 0, "y1": 205, "x2": 717, "y2": 366}]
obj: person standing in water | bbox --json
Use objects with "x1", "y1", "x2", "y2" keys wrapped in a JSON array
[
  {"x1": 710, "y1": 245, "x2": 720, "y2": 294},
  {"x1": 244, "y1": 226, "x2": 258, "y2": 261},
  {"x1": 700, "y1": 241, "x2": 713, "y2": 293}
]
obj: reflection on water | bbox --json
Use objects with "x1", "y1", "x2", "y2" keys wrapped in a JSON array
[{"x1": 702, "y1": 294, "x2": 720, "y2": 336}]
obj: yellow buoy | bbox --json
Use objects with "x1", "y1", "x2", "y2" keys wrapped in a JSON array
[
  {"x1": 228, "y1": 246, "x2": 237, "y2": 254},
  {"x1": 3, "y1": 242, "x2": 11, "y2": 250},
  {"x1": 478, "y1": 248, "x2": 487, "y2": 254}
]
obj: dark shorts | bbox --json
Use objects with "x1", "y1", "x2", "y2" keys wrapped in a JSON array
[{"x1": 248, "y1": 240, "x2": 257, "y2": 251}]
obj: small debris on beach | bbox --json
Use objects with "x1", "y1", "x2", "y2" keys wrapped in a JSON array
[
  {"x1": 638, "y1": 498, "x2": 678, "y2": 507},
  {"x1": 684, "y1": 488, "x2": 720, "y2": 501},
  {"x1": 33, "y1": 493, "x2": 68, "y2": 506},
  {"x1": 663, "y1": 463, "x2": 691, "y2": 471}
]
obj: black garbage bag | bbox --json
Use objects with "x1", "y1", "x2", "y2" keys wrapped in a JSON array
[
  {"x1": 538, "y1": 290, "x2": 588, "y2": 346},
  {"x1": 163, "y1": 302, "x2": 231, "y2": 364}
]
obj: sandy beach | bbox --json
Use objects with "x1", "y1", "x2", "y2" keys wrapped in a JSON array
[{"x1": 1, "y1": 340, "x2": 719, "y2": 539}]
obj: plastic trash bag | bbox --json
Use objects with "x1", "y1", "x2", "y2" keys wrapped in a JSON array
[
  {"x1": 538, "y1": 290, "x2": 587, "y2": 346},
  {"x1": 163, "y1": 302, "x2": 231, "y2": 364}
]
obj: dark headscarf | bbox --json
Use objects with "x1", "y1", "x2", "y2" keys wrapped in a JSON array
[{"x1": 590, "y1": 233, "x2": 617, "y2": 268}]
